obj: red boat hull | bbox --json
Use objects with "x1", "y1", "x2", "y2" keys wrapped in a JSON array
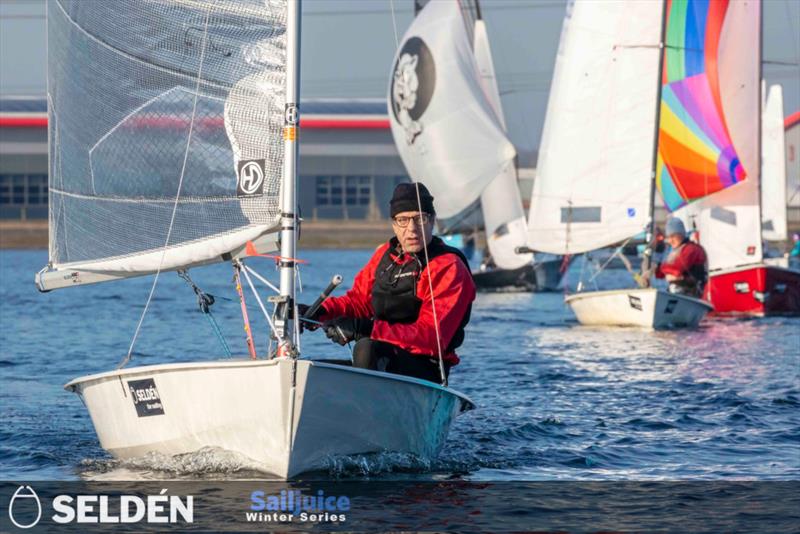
[{"x1": 705, "y1": 264, "x2": 800, "y2": 316}]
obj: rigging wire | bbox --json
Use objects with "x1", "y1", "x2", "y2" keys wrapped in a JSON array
[
  {"x1": 389, "y1": 0, "x2": 400, "y2": 49},
  {"x1": 244, "y1": 264, "x2": 280, "y2": 293},
  {"x1": 240, "y1": 266, "x2": 280, "y2": 355},
  {"x1": 117, "y1": 4, "x2": 213, "y2": 369},
  {"x1": 415, "y1": 183, "x2": 446, "y2": 387}
]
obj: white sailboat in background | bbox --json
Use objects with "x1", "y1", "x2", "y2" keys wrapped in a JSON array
[
  {"x1": 389, "y1": 0, "x2": 565, "y2": 292},
  {"x1": 525, "y1": 0, "x2": 712, "y2": 329},
  {"x1": 39, "y1": 0, "x2": 473, "y2": 479},
  {"x1": 761, "y1": 84, "x2": 789, "y2": 260}
]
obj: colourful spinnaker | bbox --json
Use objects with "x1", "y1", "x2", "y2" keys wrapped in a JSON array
[{"x1": 657, "y1": 0, "x2": 747, "y2": 212}]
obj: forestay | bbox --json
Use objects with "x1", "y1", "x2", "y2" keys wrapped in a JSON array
[
  {"x1": 45, "y1": 0, "x2": 286, "y2": 276},
  {"x1": 388, "y1": 0, "x2": 514, "y2": 219},
  {"x1": 671, "y1": 0, "x2": 762, "y2": 271},
  {"x1": 525, "y1": 0, "x2": 662, "y2": 255},
  {"x1": 761, "y1": 84, "x2": 787, "y2": 242}
]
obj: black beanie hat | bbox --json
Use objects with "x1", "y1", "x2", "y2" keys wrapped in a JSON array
[{"x1": 390, "y1": 182, "x2": 435, "y2": 217}]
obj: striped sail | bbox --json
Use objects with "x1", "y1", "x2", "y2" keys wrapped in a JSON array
[
  {"x1": 656, "y1": 0, "x2": 751, "y2": 211},
  {"x1": 670, "y1": 0, "x2": 763, "y2": 271}
]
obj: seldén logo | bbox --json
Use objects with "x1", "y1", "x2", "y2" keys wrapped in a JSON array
[
  {"x1": 6, "y1": 485, "x2": 193, "y2": 528},
  {"x1": 8, "y1": 486, "x2": 42, "y2": 529}
]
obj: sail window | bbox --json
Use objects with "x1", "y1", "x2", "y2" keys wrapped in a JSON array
[
  {"x1": 710, "y1": 207, "x2": 737, "y2": 226},
  {"x1": 560, "y1": 206, "x2": 601, "y2": 223}
]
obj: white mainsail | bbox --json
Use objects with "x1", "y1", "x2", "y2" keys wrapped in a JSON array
[
  {"x1": 42, "y1": 0, "x2": 285, "y2": 281},
  {"x1": 676, "y1": 0, "x2": 762, "y2": 272},
  {"x1": 388, "y1": 0, "x2": 515, "y2": 220},
  {"x1": 472, "y1": 18, "x2": 532, "y2": 270},
  {"x1": 761, "y1": 84, "x2": 787, "y2": 242},
  {"x1": 525, "y1": 0, "x2": 662, "y2": 255}
]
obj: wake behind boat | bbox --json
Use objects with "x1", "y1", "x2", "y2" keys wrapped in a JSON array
[{"x1": 40, "y1": 0, "x2": 474, "y2": 479}]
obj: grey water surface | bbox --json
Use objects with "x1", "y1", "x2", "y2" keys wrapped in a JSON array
[{"x1": 1, "y1": 249, "x2": 798, "y2": 481}]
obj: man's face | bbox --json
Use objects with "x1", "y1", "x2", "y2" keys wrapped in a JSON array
[
  {"x1": 392, "y1": 210, "x2": 435, "y2": 254},
  {"x1": 667, "y1": 233, "x2": 683, "y2": 249}
]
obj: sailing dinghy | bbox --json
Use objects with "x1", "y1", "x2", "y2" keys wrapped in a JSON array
[
  {"x1": 525, "y1": 0, "x2": 712, "y2": 329},
  {"x1": 389, "y1": 0, "x2": 564, "y2": 292},
  {"x1": 39, "y1": 0, "x2": 473, "y2": 479},
  {"x1": 660, "y1": 1, "x2": 800, "y2": 316}
]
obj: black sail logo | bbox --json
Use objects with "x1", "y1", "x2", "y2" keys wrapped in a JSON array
[
  {"x1": 237, "y1": 159, "x2": 266, "y2": 197},
  {"x1": 128, "y1": 378, "x2": 165, "y2": 417},
  {"x1": 390, "y1": 37, "x2": 436, "y2": 145}
]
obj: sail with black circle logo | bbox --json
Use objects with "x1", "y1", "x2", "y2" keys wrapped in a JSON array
[
  {"x1": 40, "y1": 0, "x2": 286, "y2": 286},
  {"x1": 387, "y1": 0, "x2": 515, "y2": 221},
  {"x1": 397, "y1": 0, "x2": 529, "y2": 270}
]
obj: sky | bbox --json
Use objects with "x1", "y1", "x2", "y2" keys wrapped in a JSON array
[{"x1": 1, "y1": 0, "x2": 798, "y2": 155}]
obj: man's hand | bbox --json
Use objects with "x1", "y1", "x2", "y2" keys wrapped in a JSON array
[
  {"x1": 323, "y1": 317, "x2": 373, "y2": 346},
  {"x1": 297, "y1": 303, "x2": 322, "y2": 332}
]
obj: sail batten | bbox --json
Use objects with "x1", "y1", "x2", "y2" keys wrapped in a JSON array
[{"x1": 44, "y1": 0, "x2": 287, "y2": 281}]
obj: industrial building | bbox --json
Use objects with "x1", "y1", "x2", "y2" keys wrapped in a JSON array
[
  {"x1": 0, "y1": 96, "x2": 411, "y2": 222},
  {"x1": 2, "y1": 95, "x2": 799, "y2": 235}
]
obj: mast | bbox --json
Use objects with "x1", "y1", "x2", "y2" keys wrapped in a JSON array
[
  {"x1": 276, "y1": 0, "x2": 301, "y2": 355},
  {"x1": 643, "y1": 0, "x2": 669, "y2": 286}
]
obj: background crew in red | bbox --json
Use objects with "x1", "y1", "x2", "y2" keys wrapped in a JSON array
[
  {"x1": 299, "y1": 183, "x2": 476, "y2": 384},
  {"x1": 650, "y1": 217, "x2": 708, "y2": 298}
]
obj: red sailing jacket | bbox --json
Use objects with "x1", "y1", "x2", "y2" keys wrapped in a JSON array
[
  {"x1": 656, "y1": 239, "x2": 708, "y2": 282},
  {"x1": 319, "y1": 241, "x2": 476, "y2": 365}
]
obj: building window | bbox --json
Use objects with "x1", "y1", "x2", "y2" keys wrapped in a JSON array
[
  {"x1": 316, "y1": 175, "x2": 372, "y2": 207},
  {"x1": 27, "y1": 174, "x2": 48, "y2": 205},
  {"x1": 0, "y1": 174, "x2": 49, "y2": 206},
  {"x1": 345, "y1": 175, "x2": 371, "y2": 206}
]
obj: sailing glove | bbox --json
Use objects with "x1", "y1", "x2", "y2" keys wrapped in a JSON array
[
  {"x1": 297, "y1": 303, "x2": 323, "y2": 332},
  {"x1": 323, "y1": 317, "x2": 373, "y2": 346}
]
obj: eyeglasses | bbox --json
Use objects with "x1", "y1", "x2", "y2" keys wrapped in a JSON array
[{"x1": 392, "y1": 213, "x2": 432, "y2": 228}]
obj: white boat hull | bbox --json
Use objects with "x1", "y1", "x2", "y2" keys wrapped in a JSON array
[
  {"x1": 565, "y1": 288, "x2": 712, "y2": 329},
  {"x1": 65, "y1": 359, "x2": 473, "y2": 479}
]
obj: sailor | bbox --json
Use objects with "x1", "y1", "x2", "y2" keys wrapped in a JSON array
[
  {"x1": 652, "y1": 217, "x2": 708, "y2": 298},
  {"x1": 299, "y1": 183, "x2": 476, "y2": 383}
]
